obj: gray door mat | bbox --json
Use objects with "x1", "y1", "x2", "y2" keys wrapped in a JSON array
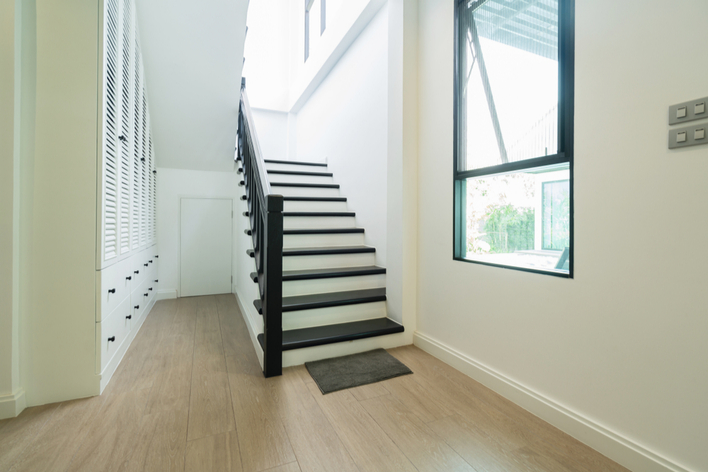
[{"x1": 305, "y1": 348, "x2": 413, "y2": 394}]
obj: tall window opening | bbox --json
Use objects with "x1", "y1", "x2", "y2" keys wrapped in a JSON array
[{"x1": 454, "y1": 0, "x2": 575, "y2": 276}]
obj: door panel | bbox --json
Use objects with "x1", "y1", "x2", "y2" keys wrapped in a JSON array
[{"x1": 180, "y1": 198, "x2": 232, "y2": 297}]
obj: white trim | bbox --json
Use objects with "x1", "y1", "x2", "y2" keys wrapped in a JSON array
[
  {"x1": 157, "y1": 289, "x2": 177, "y2": 300},
  {"x1": 413, "y1": 331, "x2": 695, "y2": 472},
  {"x1": 234, "y1": 290, "x2": 264, "y2": 368},
  {"x1": 0, "y1": 388, "x2": 26, "y2": 420}
]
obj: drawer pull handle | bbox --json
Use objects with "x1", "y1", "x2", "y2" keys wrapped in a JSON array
[
  {"x1": 108, "y1": 288, "x2": 116, "y2": 294},
  {"x1": 155, "y1": 255, "x2": 159, "y2": 258},
  {"x1": 154, "y1": 279, "x2": 158, "y2": 282},
  {"x1": 144, "y1": 293, "x2": 148, "y2": 297},
  {"x1": 148, "y1": 287, "x2": 153, "y2": 291},
  {"x1": 144, "y1": 263, "x2": 148, "y2": 267},
  {"x1": 149, "y1": 260, "x2": 153, "y2": 263},
  {"x1": 134, "y1": 270, "x2": 139, "y2": 274},
  {"x1": 126, "y1": 315, "x2": 132, "y2": 320},
  {"x1": 134, "y1": 305, "x2": 139, "y2": 309},
  {"x1": 108, "y1": 336, "x2": 116, "y2": 342},
  {"x1": 126, "y1": 276, "x2": 132, "y2": 281}
]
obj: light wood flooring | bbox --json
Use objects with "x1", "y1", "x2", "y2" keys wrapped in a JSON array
[{"x1": 0, "y1": 295, "x2": 630, "y2": 472}]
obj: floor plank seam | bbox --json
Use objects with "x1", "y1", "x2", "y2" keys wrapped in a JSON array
[{"x1": 216, "y1": 297, "x2": 247, "y2": 472}]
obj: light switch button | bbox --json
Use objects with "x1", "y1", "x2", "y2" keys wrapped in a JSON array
[
  {"x1": 677, "y1": 107, "x2": 688, "y2": 118},
  {"x1": 696, "y1": 103, "x2": 706, "y2": 115},
  {"x1": 677, "y1": 131, "x2": 687, "y2": 143},
  {"x1": 695, "y1": 128, "x2": 706, "y2": 140}
]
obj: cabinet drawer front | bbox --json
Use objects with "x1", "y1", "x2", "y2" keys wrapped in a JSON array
[
  {"x1": 97, "y1": 258, "x2": 133, "y2": 322},
  {"x1": 130, "y1": 249, "x2": 150, "y2": 287},
  {"x1": 97, "y1": 296, "x2": 132, "y2": 373}
]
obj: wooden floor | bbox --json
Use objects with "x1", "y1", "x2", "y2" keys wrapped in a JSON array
[{"x1": 0, "y1": 295, "x2": 630, "y2": 472}]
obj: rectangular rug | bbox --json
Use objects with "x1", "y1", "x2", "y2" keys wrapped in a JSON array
[{"x1": 305, "y1": 348, "x2": 413, "y2": 394}]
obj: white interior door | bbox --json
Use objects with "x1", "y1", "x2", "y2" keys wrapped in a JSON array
[{"x1": 180, "y1": 198, "x2": 232, "y2": 297}]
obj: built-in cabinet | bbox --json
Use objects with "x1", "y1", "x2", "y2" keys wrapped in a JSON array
[{"x1": 95, "y1": 0, "x2": 158, "y2": 392}]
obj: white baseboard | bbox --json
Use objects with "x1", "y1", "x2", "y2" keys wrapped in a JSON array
[
  {"x1": 0, "y1": 388, "x2": 26, "y2": 419},
  {"x1": 157, "y1": 289, "x2": 177, "y2": 300},
  {"x1": 234, "y1": 290, "x2": 264, "y2": 369},
  {"x1": 413, "y1": 331, "x2": 694, "y2": 472}
]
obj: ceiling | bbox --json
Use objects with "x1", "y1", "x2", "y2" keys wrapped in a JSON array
[{"x1": 136, "y1": 0, "x2": 249, "y2": 172}]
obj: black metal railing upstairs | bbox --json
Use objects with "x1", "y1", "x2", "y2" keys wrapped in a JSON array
[{"x1": 238, "y1": 78, "x2": 284, "y2": 378}]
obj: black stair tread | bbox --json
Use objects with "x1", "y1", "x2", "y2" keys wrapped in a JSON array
[
  {"x1": 257, "y1": 318, "x2": 404, "y2": 351},
  {"x1": 283, "y1": 196, "x2": 347, "y2": 202},
  {"x1": 283, "y1": 265, "x2": 386, "y2": 281},
  {"x1": 283, "y1": 212, "x2": 355, "y2": 217},
  {"x1": 254, "y1": 288, "x2": 386, "y2": 314},
  {"x1": 267, "y1": 170, "x2": 333, "y2": 177},
  {"x1": 272, "y1": 182, "x2": 339, "y2": 189},
  {"x1": 264, "y1": 159, "x2": 327, "y2": 167},
  {"x1": 284, "y1": 228, "x2": 364, "y2": 235},
  {"x1": 283, "y1": 245, "x2": 375, "y2": 256}
]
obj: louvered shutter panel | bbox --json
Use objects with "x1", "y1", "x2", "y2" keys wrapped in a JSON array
[
  {"x1": 139, "y1": 86, "x2": 148, "y2": 248},
  {"x1": 119, "y1": 0, "x2": 133, "y2": 255},
  {"x1": 103, "y1": 0, "x2": 119, "y2": 262},
  {"x1": 150, "y1": 132, "x2": 157, "y2": 243},
  {"x1": 131, "y1": 42, "x2": 142, "y2": 250}
]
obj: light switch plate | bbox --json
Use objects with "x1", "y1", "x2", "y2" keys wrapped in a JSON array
[
  {"x1": 669, "y1": 96, "x2": 708, "y2": 125},
  {"x1": 669, "y1": 124, "x2": 708, "y2": 149}
]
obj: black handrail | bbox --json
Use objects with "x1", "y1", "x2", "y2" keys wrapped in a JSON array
[{"x1": 238, "y1": 78, "x2": 284, "y2": 378}]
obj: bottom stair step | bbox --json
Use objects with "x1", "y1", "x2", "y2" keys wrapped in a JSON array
[{"x1": 257, "y1": 318, "x2": 404, "y2": 351}]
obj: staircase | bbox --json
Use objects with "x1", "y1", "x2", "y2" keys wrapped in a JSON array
[
  {"x1": 249, "y1": 159, "x2": 403, "y2": 358},
  {"x1": 236, "y1": 81, "x2": 403, "y2": 377}
]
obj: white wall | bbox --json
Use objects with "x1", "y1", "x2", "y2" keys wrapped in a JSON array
[
  {"x1": 242, "y1": 0, "x2": 291, "y2": 111},
  {"x1": 416, "y1": 1, "x2": 708, "y2": 472},
  {"x1": 296, "y1": 4, "x2": 389, "y2": 266},
  {"x1": 251, "y1": 108, "x2": 290, "y2": 161},
  {"x1": 156, "y1": 167, "x2": 240, "y2": 299},
  {"x1": 0, "y1": 0, "x2": 18, "y2": 416}
]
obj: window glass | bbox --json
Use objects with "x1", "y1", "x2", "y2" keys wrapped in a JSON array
[
  {"x1": 457, "y1": 0, "x2": 560, "y2": 171},
  {"x1": 464, "y1": 164, "x2": 570, "y2": 274}
]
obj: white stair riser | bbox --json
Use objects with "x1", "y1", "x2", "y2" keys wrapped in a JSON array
[
  {"x1": 283, "y1": 252, "x2": 375, "y2": 270},
  {"x1": 265, "y1": 162, "x2": 327, "y2": 172},
  {"x1": 267, "y1": 173, "x2": 334, "y2": 184},
  {"x1": 283, "y1": 302, "x2": 387, "y2": 330},
  {"x1": 272, "y1": 186, "x2": 340, "y2": 197},
  {"x1": 283, "y1": 200, "x2": 348, "y2": 212},
  {"x1": 284, "y1": 216, "x2": 356, "y2": 229},
  {"x1": 283, "y1": 274, "x2": 386, "y2": 297},
  {"x1": 283, "y1": 232, "x2": 364, "y2": 248}
]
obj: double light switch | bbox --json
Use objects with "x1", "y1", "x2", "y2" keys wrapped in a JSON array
[
  {"x1": 670, "y1": 97, "x2": 707, "y2": 125},
  {"x1": 669, "y1": 96, "x2": 708, "y2": 149}
]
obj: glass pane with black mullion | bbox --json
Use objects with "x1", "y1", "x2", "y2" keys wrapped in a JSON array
[{"x1": 456, "y1": 0, "x2": 560, "y2": 171}]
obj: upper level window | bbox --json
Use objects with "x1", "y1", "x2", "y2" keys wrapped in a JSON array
[
  {"x1": 453, "y1": 0, "x2": 574, "y2": 277},
  {"x1": 305, "y1": 0, "x2": 326, "y2": 62}
]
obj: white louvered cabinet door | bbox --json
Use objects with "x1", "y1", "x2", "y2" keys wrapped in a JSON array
[
  {"x1": 101, "y1": 0, "x2": 120, "y2": 265},
  {"x1": 118, "y1": 0, "x2": 134, "y2": 256},
  {"x1": 131, "y1": 41, "x2": 142, "y2": 251},
  {"x1": 139, "y1": 85, "x2": 148, "y2": 248}
]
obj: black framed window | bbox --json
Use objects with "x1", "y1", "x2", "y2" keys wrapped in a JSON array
[{"x1": 453, "y1": 0, "x2": 574, "y2": 277}]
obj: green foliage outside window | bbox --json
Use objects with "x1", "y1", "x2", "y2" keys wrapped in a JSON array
[{"x1": 481, "y1": 204, "x2": 535, "y2": 254}]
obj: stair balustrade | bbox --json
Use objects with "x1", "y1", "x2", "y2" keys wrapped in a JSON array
[{"x1": 238, "y1": 78, "x2": 284, "y2": 377}]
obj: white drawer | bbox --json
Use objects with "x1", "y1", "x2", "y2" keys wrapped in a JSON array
[
  {"x1": 96, "y1": 258, "x2": 133, "y2": 322},
  {"x1": 97, "y1": 296, "x2": 132, "y2": 373}
]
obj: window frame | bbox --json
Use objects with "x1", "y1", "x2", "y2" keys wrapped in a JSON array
[{"x1": 452, "y1": 0, "x2": 575, "y2": 278}]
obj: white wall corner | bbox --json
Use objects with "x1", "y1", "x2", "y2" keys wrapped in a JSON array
[
  {"x1": 0, "y1": 388, "x2": 26, "y2": 420},
  {"x1": 413, "y1": 331, "x2": 697, "y2": 472},
  {"x1": 157, "y1": 289, "x2": 177, "y2": 300}
]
